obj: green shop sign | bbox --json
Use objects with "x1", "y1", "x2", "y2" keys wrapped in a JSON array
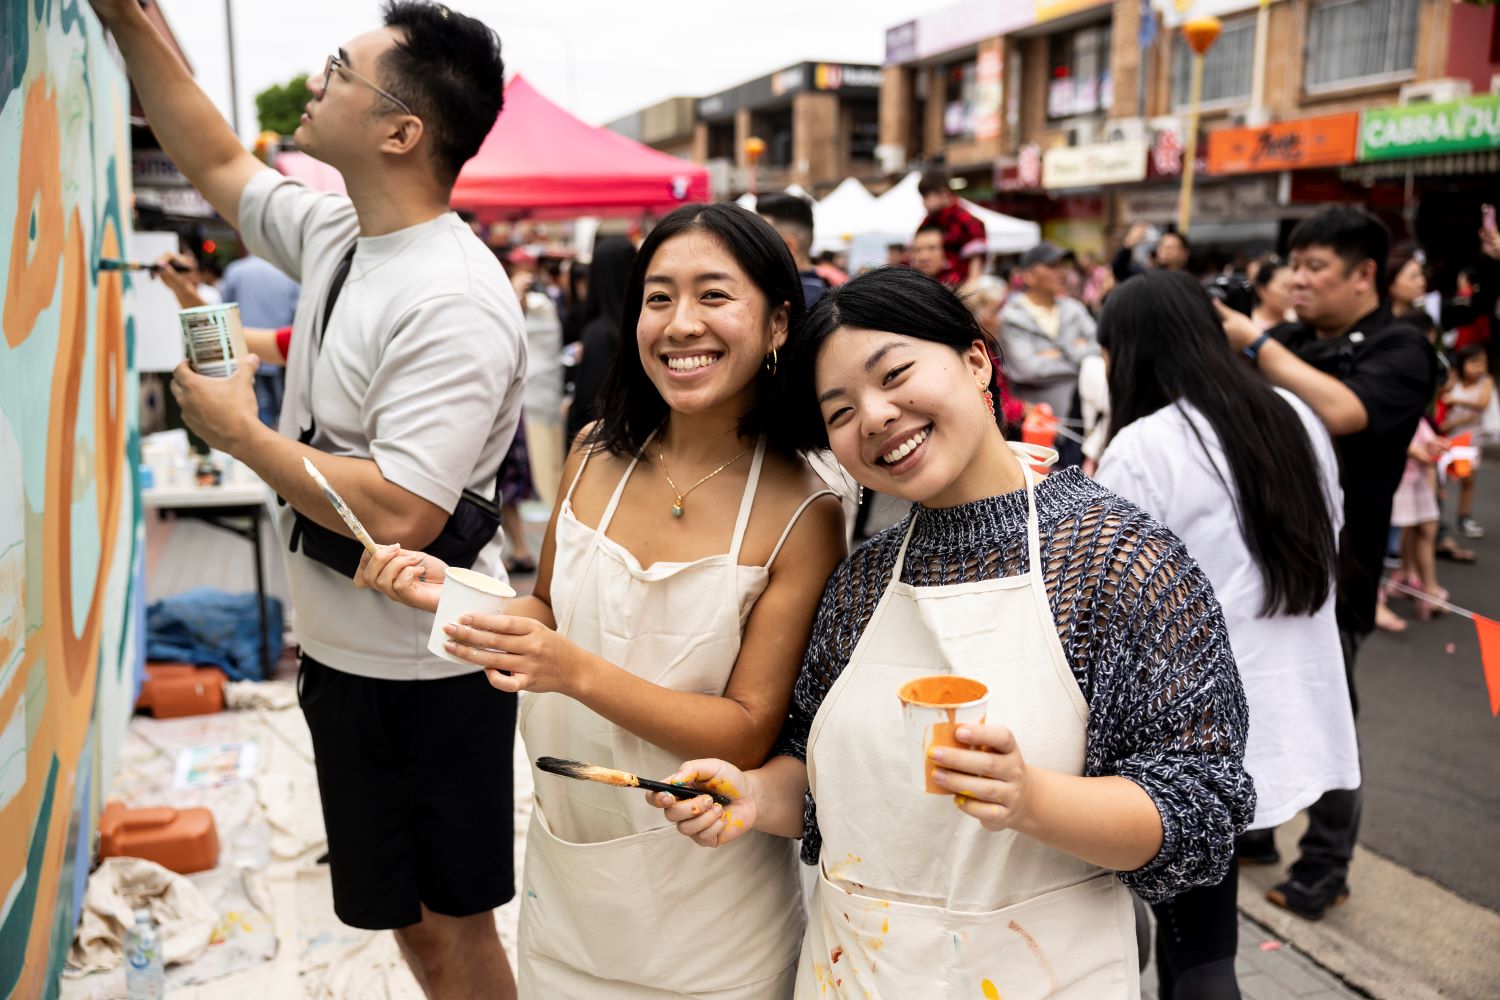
[{"x1": 1359, "y1": 95, "x2": 1500, "y2": 161}]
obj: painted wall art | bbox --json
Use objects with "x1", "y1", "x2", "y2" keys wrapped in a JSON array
[{"x1": 0, "y1": 0, "x2": 143, "y2": 994}]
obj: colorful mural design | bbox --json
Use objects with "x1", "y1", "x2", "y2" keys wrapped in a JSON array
[{"x1": 0, "y1": 0, "x2": 143, "y2": 995}]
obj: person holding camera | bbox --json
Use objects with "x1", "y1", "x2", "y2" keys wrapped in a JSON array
[
  {"x1": 1221, "y1": 206, "x2": 1439, "y2": 921},
  {"x1": 93, "y1": 1, "x2": 527, "y2": 994}
]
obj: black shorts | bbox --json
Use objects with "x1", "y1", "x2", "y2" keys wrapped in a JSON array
[{"x1": 297, "y1": 654, "x2": 517, "y2": 930}]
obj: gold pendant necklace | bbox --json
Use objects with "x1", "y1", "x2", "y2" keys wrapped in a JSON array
[{"x1": 656, "y1": 442, "x2": 749, "y2": 518}]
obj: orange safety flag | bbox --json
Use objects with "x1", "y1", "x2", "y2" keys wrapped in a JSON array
[{"x1": 1476, "y1": 615, "x2": 1500, "y2": 717}]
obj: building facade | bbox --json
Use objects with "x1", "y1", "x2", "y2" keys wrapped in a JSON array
[{"x1": 879, "y1": 0, "x2": 1500, "y2": 262}]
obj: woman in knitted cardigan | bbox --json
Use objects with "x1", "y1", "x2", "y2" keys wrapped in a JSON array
[{"x1": 650, "y1": 267, "x2": 1253, "y2": 996}]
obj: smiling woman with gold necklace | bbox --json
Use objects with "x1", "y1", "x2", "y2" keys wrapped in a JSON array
[{"x1": 357, "y1": 203, "x2": 846, "y2": 999}]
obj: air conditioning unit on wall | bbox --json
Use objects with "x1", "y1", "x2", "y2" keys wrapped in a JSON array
[
  {"x1": 876, "y1": 143, "x2": 908, "y2": 175},
  {"x1": 1066, "y1": 120, "x2": 1100, "y2": 147},
  {"x1": 1399, "y1": 78, "x2": 1472, "y2": 105},
  {"x1": 1105, "y1": 118, "x2": 1147, "y2": 144}
]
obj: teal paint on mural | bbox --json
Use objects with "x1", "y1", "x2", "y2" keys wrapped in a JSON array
[{"x1": 0, "y1": 756, "x2": 59, "y2": 996}]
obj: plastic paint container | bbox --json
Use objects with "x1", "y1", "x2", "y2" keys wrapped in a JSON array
[{"x1": 897, "y1": 675, "x2": 989, "y2": 794}]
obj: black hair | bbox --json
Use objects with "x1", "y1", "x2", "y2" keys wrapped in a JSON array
[
  {"x1": 380, "y1": 2, "x2": 506, "y2": 186},
  {"x1": 756, "y1": 191, "x2": 815, "y2": 259},
  {"x1": 1251, "y1": 254, "x2": 1288, "y2": 290},
  {"x1": 582, "y1": 236, "x2": 634, "y2": 340},
  {"x1": 914, "y1": 222, "x2": 944, "y2": 241},
  {"x1": 587, "y1": 204, "x2": 805, "y2": 457},
  {"x1": 783, "y1": 267, "x2": 998, "y2": 453},
  {"x1": 1157, "y1": 228, "x2": 1191, "y2": 255},
  {"x1": 1097, "y1": 270, "x2": 1337, "y2": 617},
  {"x1": 1288, "y1": 205, "x2": 1391, "y2": 290},
  {"x1": 817, "y1": 250, "x2": 838, "y2": 264},
  {"x1": 917, "y1": 168, "x2": 953, "y2": 198},
  {"x1": 756, "y1": 192, "x2": 815, "y2": 234},
  {"x1": 1454, "y1": 343, "x2": 1488, "y2": 374}
]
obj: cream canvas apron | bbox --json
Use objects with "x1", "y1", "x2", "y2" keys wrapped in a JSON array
[
  {"x1": 797, "y1": 443, "x2": 1138, "y2": 999},
  {"x1": 516, "y1": 437, "x2": 817, "y2": 999}
]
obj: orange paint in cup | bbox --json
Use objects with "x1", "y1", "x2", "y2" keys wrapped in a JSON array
[{"x1": 897, "y1": 675, "x2": 989, "y2": 794}]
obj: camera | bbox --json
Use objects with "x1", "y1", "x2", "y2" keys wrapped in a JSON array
[{"x1": 1205, "y1": 275, "x2": 1256, "y2": 317}]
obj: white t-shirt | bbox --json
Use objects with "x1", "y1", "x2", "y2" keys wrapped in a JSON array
[
  {"x1": 238, "y1": 169, "x2": 526, "y2": 680},
  {"x1": 1094, "y1": 390, "x2": 1360, "y2": 829}
]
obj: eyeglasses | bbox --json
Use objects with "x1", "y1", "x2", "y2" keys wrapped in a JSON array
[{"x1": 322, "y1": 54, "x2": 415, "y2": 118}]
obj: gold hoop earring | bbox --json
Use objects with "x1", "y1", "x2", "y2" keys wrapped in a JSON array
[{"x1": 764, "y1": 347, "x2": 778, "y2": 374}]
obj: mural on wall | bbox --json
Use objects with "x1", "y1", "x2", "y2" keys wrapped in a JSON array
[{"x1": 0, "y1": 0, "x2": 143, "y2": 995}]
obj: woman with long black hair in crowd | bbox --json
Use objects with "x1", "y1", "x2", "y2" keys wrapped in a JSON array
[
  {"x1": 359, "y1": 204, "x2": 846, "y2": 998},
  {"x1": 652, "y1": 266, "x2": 1254, "y2": 997},
  {"x1": 1093, "y1": 270, "x2": 1361, "y2": 998}
]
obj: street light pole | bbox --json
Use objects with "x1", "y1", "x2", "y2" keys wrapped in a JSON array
[
  {"x1": 224, "y1": 0, "x2": 241, "y2": 136},
  {"x1": 1178, "y1": 16, "x2": 1221, "y2": 235}
]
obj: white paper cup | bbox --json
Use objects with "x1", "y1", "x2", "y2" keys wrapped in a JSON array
[
  {"x1": 897, "y1": 675, "x2": 989, "y2": 794},
  {"x1": 427, "y1": 567, "x2": 515, "y2": 664}
]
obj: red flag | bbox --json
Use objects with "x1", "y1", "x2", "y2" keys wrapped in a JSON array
[{"x1": 1475, "y1": 615, "x2": 1500, "y2": 717}]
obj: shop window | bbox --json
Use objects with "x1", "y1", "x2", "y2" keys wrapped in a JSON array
[
  {"x1": 1047, "y1": 23, "x2": 1112, "y2": 120},
  {"x1": 847, "y1": 99, "x2": 879, "y2": 161},
  {"x1": 1172, "y1": 14, "x2": 1255, "y2": 108},
  {"x1": 1305, "y1": 0, "x2": 1419, "y2": 90},
  {"x1": 752, "y1": 107, "x2": 793, "y2": 168},
  {"x1": 706, "y1": 121, "x2": 735, "y2": 161},
  {"x1": 944, "y1": 58, "x2": 979, "y2": 140}
]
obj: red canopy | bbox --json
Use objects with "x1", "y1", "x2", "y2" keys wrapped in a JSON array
[
  {"x1": 274, "y1": 75, "x2": 711, "y2": 220},
  {"x1": 452, "y1": 75, "x2": 709, "y2": 220}
]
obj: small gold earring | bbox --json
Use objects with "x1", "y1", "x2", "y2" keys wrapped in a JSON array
[{"x1": 764, "y1": 347, "x2": 778, "y2": 374}]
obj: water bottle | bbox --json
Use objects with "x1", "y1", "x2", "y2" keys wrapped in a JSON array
[{"x1": 124, "y1": 908, "x2": 165, "y2": 999}]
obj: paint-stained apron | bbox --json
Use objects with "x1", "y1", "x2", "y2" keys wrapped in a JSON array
[
  {"x1": 798, "y1": 443, "x2": 1139, "y2": 999},
  {"x1": 517, "y1": 437, "x2": 808, "y2": 999}
]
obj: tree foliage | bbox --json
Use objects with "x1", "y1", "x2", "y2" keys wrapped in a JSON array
[{"x1": 254, "y1": 74, "x2": 312, "y2": 136}]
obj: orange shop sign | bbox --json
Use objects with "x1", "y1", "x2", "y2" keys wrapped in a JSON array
[{"x1": 1206, "y1": 113, "x2": 1360, "y2": 175}]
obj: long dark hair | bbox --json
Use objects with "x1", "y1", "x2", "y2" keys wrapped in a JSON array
[
  {"x1": 784, "y1": 266, "x2": 1000, "y2": 453},
  {"x1": 1098, "y1": 270, "x2": 1337, "y2": 617},
  {"x1": 588, "y1": 204, "x2": 806, "y2": 457}
]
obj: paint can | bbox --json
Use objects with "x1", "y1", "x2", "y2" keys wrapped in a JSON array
[{"x1": 178, "y1": 303, "x2": 248, "y2": 377}]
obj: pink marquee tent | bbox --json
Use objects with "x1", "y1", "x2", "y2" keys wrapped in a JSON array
[{"x1": 275, "y1": 75, "x2": 710, "y2": 220}]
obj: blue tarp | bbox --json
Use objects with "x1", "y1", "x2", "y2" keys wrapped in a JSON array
[{"x1": 145, "y1": 588, "x2": 284, "y2": 681}]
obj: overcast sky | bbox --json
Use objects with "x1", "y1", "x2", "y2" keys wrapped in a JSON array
[{"x1": 155, "y1": 0, "x2": 955, "y2": 142}]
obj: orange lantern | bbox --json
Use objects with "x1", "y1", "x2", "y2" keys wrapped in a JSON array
[{"x1": 1183, "y1": 16, "x2": 1222, "y2": 55}]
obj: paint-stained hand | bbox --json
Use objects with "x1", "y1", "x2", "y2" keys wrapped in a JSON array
[
  {"x1": 355, "y1": 543, "x2": 444, "y2": 612},
  {"x1": 442, "y1": 614, "x2": 585, "y2": 696},
  {"x1": 170, "y1": 354, "x2": 261, "y2": 454},
  {"x1": 649, "y1": 759, "x2": 758, "y2": 848},
  {"x1": 928, "y1": 724, "x2": 1031, "y2": 833}
]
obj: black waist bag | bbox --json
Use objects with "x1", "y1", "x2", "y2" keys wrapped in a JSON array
[{"x1": 281, "y1": 244, "x2": 503, "y2": 579}]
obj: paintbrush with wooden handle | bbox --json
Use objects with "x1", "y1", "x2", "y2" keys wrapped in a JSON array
[
  {"x1": 535, "y1": 756, "x2": 733, "y2": 806},
  {"x1": 302, "y1": 456, "x2": 380, "y2": 555}
]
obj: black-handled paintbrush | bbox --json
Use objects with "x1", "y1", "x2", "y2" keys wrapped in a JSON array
[{"x1": 536, "y1": 756, "x2": 733, "y2": 806}]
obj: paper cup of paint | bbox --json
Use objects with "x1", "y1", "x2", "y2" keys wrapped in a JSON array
[
  {"x1": 179, "y1": 303, "x2": 248, "y2": 377},
  {"x1": 427, "y1": 567, "x2": 516, "y2": 665},
  {"x1": 897, "y1": 675, "x2": 989, "y2": 794}
]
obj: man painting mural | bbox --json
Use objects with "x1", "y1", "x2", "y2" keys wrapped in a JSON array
[{"x1": 88, "y1": 1, "x2": 526, "y2": 996}]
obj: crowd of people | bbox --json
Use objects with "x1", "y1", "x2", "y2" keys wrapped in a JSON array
[{"x1": 97, "y1": 0, "x2": 1500, "y2": 995}]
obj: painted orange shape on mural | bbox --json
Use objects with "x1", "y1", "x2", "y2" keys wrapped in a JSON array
[{"x1": 4, "y1": 76, "x2": 65, "y2": 348}]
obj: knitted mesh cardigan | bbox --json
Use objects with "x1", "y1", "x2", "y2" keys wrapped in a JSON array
[{"x1": 774, "y1": 468, "x2": 1255, "y2": 902}]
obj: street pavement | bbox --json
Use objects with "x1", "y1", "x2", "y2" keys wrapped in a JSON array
[{"x1": 1357, "y1": 457, "x2": 1500, "y2": 912}]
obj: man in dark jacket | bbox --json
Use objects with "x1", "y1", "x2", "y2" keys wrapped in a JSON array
[{"x1": 1225, "y1": 205, "x2": 1439, "y2": 920}]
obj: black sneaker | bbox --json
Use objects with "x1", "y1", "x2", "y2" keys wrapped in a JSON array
[{"x1": 1266, "y1": 864, "x2": 1349, "y2": 920}]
